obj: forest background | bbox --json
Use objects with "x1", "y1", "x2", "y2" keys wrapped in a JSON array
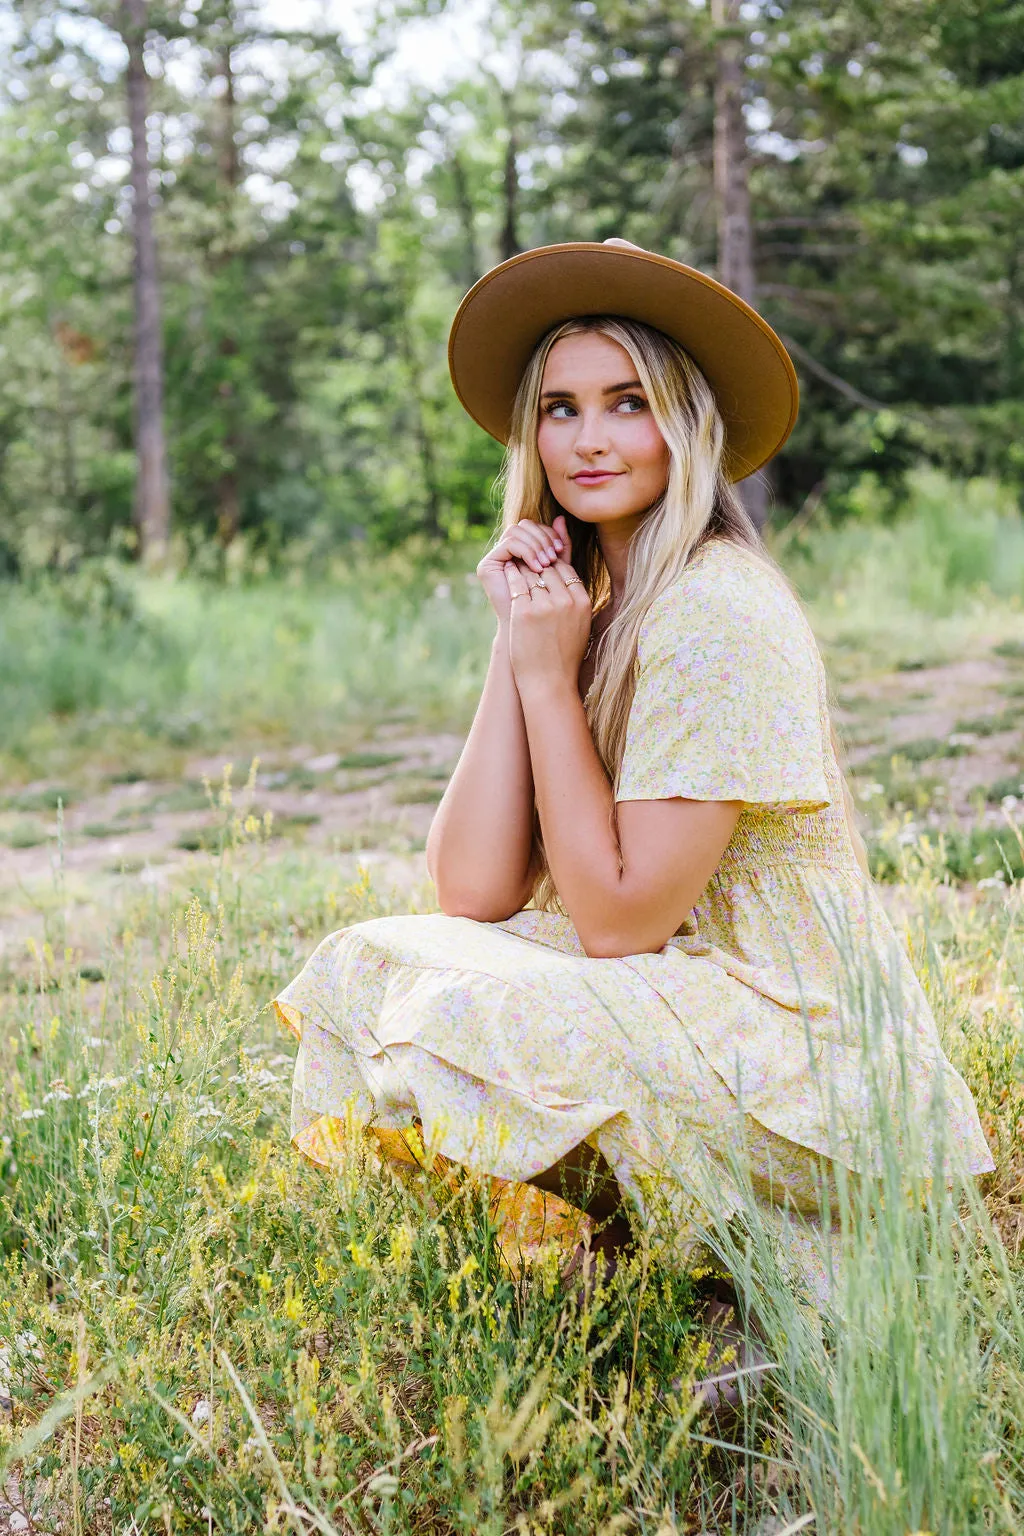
[{"x1": 1, "y1": 0, "x2": 1022, "y2": 569}]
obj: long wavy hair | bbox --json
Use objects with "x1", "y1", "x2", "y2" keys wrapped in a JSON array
[{"x1": 494, "y1": 315, "x2": 868, "y2": 905}]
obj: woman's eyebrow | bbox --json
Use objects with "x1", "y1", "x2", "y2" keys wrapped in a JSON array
[{"x1": 540, "y1": 379, "x2": 645, "y2": 399}]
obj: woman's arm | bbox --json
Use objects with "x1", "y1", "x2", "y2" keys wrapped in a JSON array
[
  {"x1": 426, "y1": 516, "x2": 569, "y2": 920},
  {"x1": 506, "y1": 558, "x2": 741, "y2": 957}
]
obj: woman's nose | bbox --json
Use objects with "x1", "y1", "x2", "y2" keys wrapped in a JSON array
[{"x1": 572, "y1": 409, "x2": 611, "y2": 456}]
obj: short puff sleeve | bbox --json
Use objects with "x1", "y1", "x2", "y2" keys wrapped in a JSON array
[{"x1": 615, "y1": 546, "x2": 830, "y2": 810}]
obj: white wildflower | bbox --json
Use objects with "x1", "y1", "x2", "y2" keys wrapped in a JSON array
[
  {"x1": 977, "y1": 875, "x2": 1006, "y2": 890},
  {"x1": 20, "y1": 1108, "x2": 45, "y2": 1121},
  {"x1": 191, "y1": 1398, "x2": 212, "y2": 1425}
]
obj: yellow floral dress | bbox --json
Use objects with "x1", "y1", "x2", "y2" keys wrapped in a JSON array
[{"x1": 273, "y1": 539, "x2": 993, "y2": 1301}]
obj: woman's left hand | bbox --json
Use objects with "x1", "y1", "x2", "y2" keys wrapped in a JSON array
[{"x1": 504, "y1": 557, "x2": 593, "y2": 693}]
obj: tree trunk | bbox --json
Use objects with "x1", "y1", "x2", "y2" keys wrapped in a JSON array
[
  {"x1": 122, "y1": 0, "x2": 170, "y2": 564},
  {"x1": 50, "y1": 315, "x2": 79, "y2": 517},
  {"x1": 499, "y1": 93, "x2": 520, "y2": 262},
  {"x1": 396, "y1": 320, "x2": 443, "y2": 538},
  {"x1": 450, "y1": 147, "x2": 480, "y2": 288},
  {"x1": 711, "y1": 0, "x2": 768, "y2": 527},
  {"x1": 216, "y1": 34, "x2": 242, "y2": 548}
]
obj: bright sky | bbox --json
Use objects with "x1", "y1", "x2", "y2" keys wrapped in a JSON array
[{"x1": 263, "y1": 0, "x2": 493, "y2": 102}]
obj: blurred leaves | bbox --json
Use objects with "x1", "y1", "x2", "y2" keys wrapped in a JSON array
[{"x1": 0, "y1": 0, "x2": 1022, "y2": 565}]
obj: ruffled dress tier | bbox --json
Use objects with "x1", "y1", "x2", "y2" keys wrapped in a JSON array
[{"x1": 272, "y1": 540, "x2": 993, "y2": 1299}]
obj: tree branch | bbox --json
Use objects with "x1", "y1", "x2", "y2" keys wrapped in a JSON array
[{"x1": 778, "y1": 333, "x2": 887, "y2": 411}]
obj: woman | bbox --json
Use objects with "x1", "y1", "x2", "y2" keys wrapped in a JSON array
[{"x1": 273, "y1": 240, "x2": 992, "y2": 1343}]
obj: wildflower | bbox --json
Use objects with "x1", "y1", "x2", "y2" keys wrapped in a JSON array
[
  {"x1": 388, "y1": 1222, "x2": 414, "y2": 1273},
  {"x1": 191, "y1": 1398, "x2": 212, "y2": 1425},
  {"x1": 447, "y1": 1254, "x2": 479, "y2": 1308},
  {"x1": 20, "y1": 1108, "x2": 45, "y2": 1121},
  {"x1": 347, "y1": 1240, "x2": 372, "y2": 1270},
  {"x1": 977, "y1": 875, "x2": 1006, "y2": 890},
  {"x1": 282, "y1": 1279, "x2": 304, "y2": 1323}
]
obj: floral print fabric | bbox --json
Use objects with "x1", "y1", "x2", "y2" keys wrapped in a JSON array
[{"x1": 273, "y1": 539, "x2": 993, "y2": 1301}]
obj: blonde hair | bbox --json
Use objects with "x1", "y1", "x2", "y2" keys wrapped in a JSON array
[{"x1": 495, "y1": 315, "x2": 868, "y2": 904}]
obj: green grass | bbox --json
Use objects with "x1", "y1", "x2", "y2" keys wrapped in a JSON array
[
  {"x1": 0, "y1": 549, "x2": 494, "y2": 782},
  {"x1": 2, "y1": 469, "x2": 1023, "y2": 786},
  {"x1": 1, "y1": 819, "x2": 49, "y2": 850},
  {"x1": 2, "y1": 475, "x2": 1024, "y2": 1528},
  {"x1": 0, "y1": 831, "x2": 1021, "y2": 1531}
]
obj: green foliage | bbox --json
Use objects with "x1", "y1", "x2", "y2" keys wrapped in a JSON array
[
  {"x1": 783, "y1": 468, "x2": 1024, "y2": 615},
  {"x1": 1, "y1": 1, "x2": 1023, "y2": 561},
  {"x1": 0, "y1": 544, "x2": 495, "y2": 777}
]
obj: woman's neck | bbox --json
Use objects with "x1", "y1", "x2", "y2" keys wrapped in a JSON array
[{"x1": 596, "y1": 512, "x2": 645, "y2": 611}]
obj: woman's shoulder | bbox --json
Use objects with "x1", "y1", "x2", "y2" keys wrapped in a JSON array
[{"x1": 641, "y1": 539, "x2": 812, "y2": 655}]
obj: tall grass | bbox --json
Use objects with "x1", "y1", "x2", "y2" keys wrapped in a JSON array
[
  {"x1": 0, "y1": 550, "x2": 494, "y2": 778},
  {"x1": 1, "y1": 812, "x2": 1022, "y2": 1530},
  {"x1": 782, "y1": 468, "x2": 1024, "y2": 619},
  {"x1": 2, "y1": 470, "x2": 1023, "y2": 779}
]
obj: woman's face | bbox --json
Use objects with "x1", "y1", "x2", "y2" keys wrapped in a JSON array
[{"x1": 536, "y1": 331, "x2": 671, "y2": 529}]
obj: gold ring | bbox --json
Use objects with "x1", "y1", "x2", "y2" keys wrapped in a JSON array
[
  {"x1": 535, "y1": 577, "x2": 548, "y2": 589},
  {"x1": 509, "y1": 591, "x2": 526, "y2": 601},
  {"x1": 564, "y1": 577, "x2": 582, "y2": 587}
]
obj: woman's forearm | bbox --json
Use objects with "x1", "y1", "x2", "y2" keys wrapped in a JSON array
[
  {"x1": 516, "y1": 675, "x2": 627, "y2": 945},
  {"x1": 426, "y1": 628, "x2": 537, "y2": 919}
]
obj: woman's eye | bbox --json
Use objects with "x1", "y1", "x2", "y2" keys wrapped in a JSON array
[
  {"x1": 616, "y1": 394, "x2": 646, "y2": 413},
  {"x1": 546, "y1": 401, "x2": 576, "y2": 418}
]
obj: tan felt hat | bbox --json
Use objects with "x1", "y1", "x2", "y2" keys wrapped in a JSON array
[{"x1": 447, "y1": 239, "x2": 799, "y2": 481}]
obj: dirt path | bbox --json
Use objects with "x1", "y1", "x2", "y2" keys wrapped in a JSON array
[
  {"x1": 2, "y1": 641, "x2": 1021, "y2": 968},
  {"x1": 833, "y1": 647, "x2": 1024, "y2": 816}
]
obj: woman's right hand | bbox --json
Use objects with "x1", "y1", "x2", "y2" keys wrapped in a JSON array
[{"x1": 477, "y1": 515, "x2": 568, "y2": 625}]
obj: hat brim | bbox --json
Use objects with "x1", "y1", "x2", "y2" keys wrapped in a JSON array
[{"x1": 447, "y1": 242, "x2": 799, "y2": 482}]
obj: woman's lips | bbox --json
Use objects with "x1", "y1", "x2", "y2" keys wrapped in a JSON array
[{"x1": 571, "y1": 471, "x2": 623, "y2": 485}]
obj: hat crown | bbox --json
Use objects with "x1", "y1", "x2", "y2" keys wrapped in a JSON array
[{"x1": 447, "y1": 241, "x2": 798, "y2": 481}]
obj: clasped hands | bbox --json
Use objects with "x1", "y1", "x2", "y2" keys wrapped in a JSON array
[{"x1": 475, "y1": 513, "x2": 593, "y2": 692}]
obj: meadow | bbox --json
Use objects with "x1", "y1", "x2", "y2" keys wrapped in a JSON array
[{"x1": 1, "y1": 470, "x2": 1024, "y2": 1533}]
